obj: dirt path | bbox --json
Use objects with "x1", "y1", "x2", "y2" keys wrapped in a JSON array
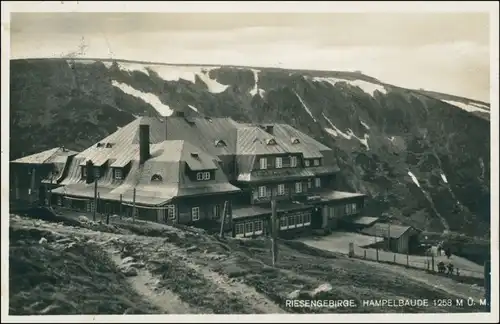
[
  {"x1": 183, "y1": 260, "x2": 286, "y2": 314},
  {"x1": 108, "y1": 253, "x2": 198, "y2": 314}
]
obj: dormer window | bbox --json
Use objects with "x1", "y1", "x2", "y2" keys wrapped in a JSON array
[
  {"x1": 96, "y1": 143, "x2": 105, "y2": 148},
  {"x1": 114, "y1": 168, "x2": 123, "y2": 180},
  {"x1": 214, "y1": 140, "x2": 227, "y2": 147},
  {"x1": 266, "y1": 138, "x2": 277, "y2": 145},
  {"x1": 191, "y1": 152, "x2": 199, "y2": 158},
  {"x1": 151, "y1": 174, "x2": 163, "y2": 182},
  {"x1": 196, "y1": 172, "x2": 211, "y2": 181},
  {"x1": 105, "y1": 143, "x2": 114, "y2": 148},
  {"x1": 291, "y1": 137, "x2": 300, "y2": 144},
  {"x1": 291, "y1": 156, "x2": 298, "y2": 168},
  {"x1": 304, "y1": 160, "x2": 310, "y2": 167},
  {"x1": 82, "y1": 166, "x2": 87, "y2": 178},
  {"x1": 313, "y1": 159, "x2": 320, "y2": 166}
]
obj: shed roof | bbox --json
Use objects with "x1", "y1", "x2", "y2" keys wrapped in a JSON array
[
  {"x1": 361, "y1": 223, "x2": 419, "y2": 239},
  {"x1": 350, "y1": 216, "x2": 380, "y2": 226}
]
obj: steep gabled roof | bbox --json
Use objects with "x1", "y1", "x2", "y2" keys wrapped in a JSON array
[
  {"x1": 54, "y1": 138, "x2": 240, "y2": 206},
  {"x1": 11, "y1": 147, "x2": 77, "y2": 165}
]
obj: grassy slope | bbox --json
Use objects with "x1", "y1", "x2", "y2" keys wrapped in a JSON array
[{"x1": 8, "y1": 213, "x2": 487, "y2": 315}]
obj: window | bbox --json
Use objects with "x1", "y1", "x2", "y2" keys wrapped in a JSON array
[
  {"x1": 94, "y1": 167, "x2": 100, "y2": 179},
  {"x1": 245, "y1": 222, "x2": 254, "y2": 234},
  {"x1": 307, "y1": 179, "x2": 312, "y2": 189},
  {"x1": 260, "y1": 157, "x2": 267, "y2": 169},
  {"x1": 304, "y1": 160, "x2": 310, "y2": 167},
  {"x1": 197, "y1": 172, "x2": 211, "y2": 180},
  {"x1": 345, "y1": 203, "x2": 357, "y2": 215},
  {"x1": 304, "y1": 213, "x2": 311, "y2": 225},
  {"x1": 235, "y1": 223, "x2": 245, "y2": 235},
  {"x1": 291, "y1": 156, "x2": 298, "y2": 168},
  {"x1": 295, "y1": 182, "x2": 303, "y2": 193},
  {"x1": 57, "y1": 196, "x2": 62, "y2": 206},
  {"x1": 280, "y1": 216, "x2": 287, "y2": 228},
  {"x1": 167, "y1": 205, "x2": 176, "y2": 220},
  {"x1": 191, "y1": 207, "x2": 200, "y2": 221},
  {"x1": 114, "y1": 168, "x2": 123, "y2": 180},
  {"x1": 254, "y1": 220, "x2": 263, "y2": 233},
  {"x1": 266, "y1": 138, "x2": 277, "y2": 145},
  {"x1": 215, "y1": 139, "x2": 227, "y2": 147},
  {"x1": 258, "y1": 186, "x2": 267, "y2": 198},
  {"x1": 151, "y1": 174, "x2": 163, "y2": 182},
  {"x1": 314, "y1": 159, "x2": 320, "y2": 166},
  {"x1": 315, "y1": 177, "x2": 321, "y2": 188},
  {"x1": 82, "y1": 166, "x2": 87, "y2": 178},
  {"x1": 288, "y1": 215, "x2": 296, "y2": 227},
  {"x1": 277, "y1": 184, "x2": 285, "y2": 196},
  {"x1": 329, "y1": 206, "x2": 336, "y2": 219},
  {"x1": 213, "y1": 204, "x2": 221, "y2": 219},
  {"x1": 352, "y1": 203, "x2": 358, "y2": 214},
  {"x1": 276, "y1": 157, "x2": 283, "y2": 169}
]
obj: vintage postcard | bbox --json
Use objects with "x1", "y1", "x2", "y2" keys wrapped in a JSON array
[{"x1": 1, "y1": 1, "x2": 498, "y2": 323}]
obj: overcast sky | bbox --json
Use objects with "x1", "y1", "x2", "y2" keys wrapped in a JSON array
[{"x1": 10, "y1": 12, "x2": 491, "y2": 102}]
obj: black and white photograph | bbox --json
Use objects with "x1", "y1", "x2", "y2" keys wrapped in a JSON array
[{"x1": 1, "y1": 1, "x2": 498, "y2": 322}]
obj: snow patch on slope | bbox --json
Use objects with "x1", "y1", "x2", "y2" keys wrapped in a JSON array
[
  {"x1": 324, "y1": 128, "x2": 338, "y2": 137},
  {"x1": 322, "y1": 113, "x2": 370, "y2": 149},
  {"x1": 312, "y1": 76, "x2": 342, "y2": 88},
  {"x1": 294, "y1": 91, "x2": 316, "y2": 122},
  {"x1": 111, "y1": 80, "x2": 173, "y2": 116},
  {"x1": 442, "y1": 100, "x2": 490, "y2": 114},
  {"x1": 360, "y1": 120, "x2": 370, "y2": 130},
  {"x1": 143, "y1": 65, "x2": 228, "y2": 93},
  {"x1": 117, "y1": 62, "x2": 150, "y2": 76},
  {"x1": 188, "y1": 105, "x2": 199, "y2": 112},
  {"x1": 311, "y1": 77, "x2": 386, "y2": 96},
  {"x1": 196, "y1": 70, "x2": 229, "y2": 94},
  {"x1": 249, "y1": 69, "x2": 266, "y2": 98},
  {"x1": 408, "y1": 171, "x2": 421, "y2": 188},
  {"x1": 348, "y1": 80, "x2": 387, "y2": 96},
  {"x1": 322, "y1": 113, "x2": 351, "y2": 139},
  {"x1": 441, "y1": 173, "x2": 448, "y2": 184},
  {"x1": 102, "y1": 61, "x2": 113, "y2": 68}
]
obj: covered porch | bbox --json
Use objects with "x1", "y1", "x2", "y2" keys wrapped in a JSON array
[{"x1": 304, "y1": 190, "x2": 367, "y2": 232}]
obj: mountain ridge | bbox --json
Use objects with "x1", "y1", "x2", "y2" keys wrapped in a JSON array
[
  {"x1": 9, "y1": 58, "x2": 491, "y2": 238},
  {"x1": 10, "y1": 57, "x2": 490, "y2": 106}
]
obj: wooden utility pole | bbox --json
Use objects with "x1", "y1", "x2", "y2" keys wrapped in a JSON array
[
  {"x1": 48, "y1": 174, "x2": 54, "y2": 207},
  {"x1": 119, "y1": 194, "x2": 123, "y2": 220},
  {"x1": 271, "y1": 198, "x2": 278, "y2": 267},
  {"x1": 387, "y1": 222, "x2": 391, "y2": 251},
  {"x1": 93, "y1": 177, "x2": 98, "y2": 222},
  {"x1": 30, "y1": 168, "x2": 36, "y2": 205},
  {"x1": 219, "y1": 201, "x2": 228, "y2": 238},
  {"x1": 14, "y1": 173, "x2": 19, "y2": 201},
  {"x1": 132, "y1": 188, "x2": 137, "y2": 222}
]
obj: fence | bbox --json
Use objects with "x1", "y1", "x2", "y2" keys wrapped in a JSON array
[{"x1": 349, "y1": 244, "x2": 484, "y2": 279}]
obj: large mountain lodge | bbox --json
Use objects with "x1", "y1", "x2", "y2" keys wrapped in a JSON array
[{"x1": 10, "y1": 112, "x2": 367, "y2": 238}]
